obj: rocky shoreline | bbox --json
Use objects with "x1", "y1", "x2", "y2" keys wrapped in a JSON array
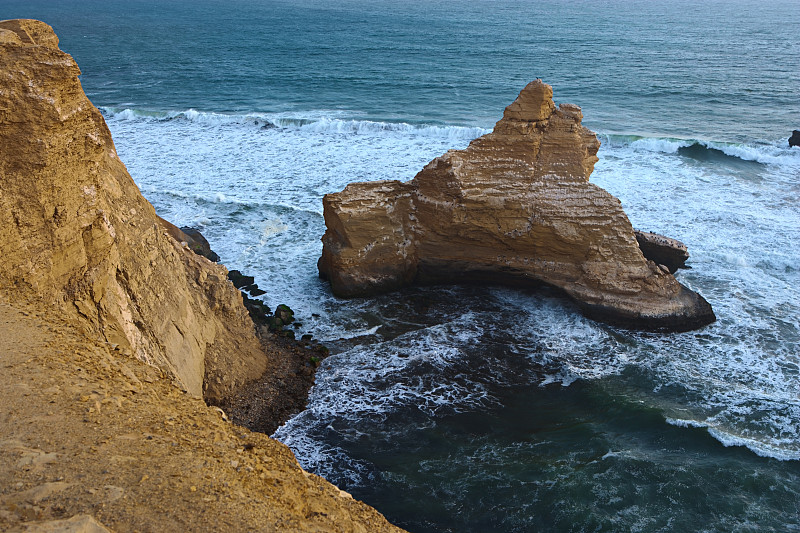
[
  {"x1": 1, "y1": 17, "x2": 720, "y2": 532},
  {"x1": 189, "y1": 253, "x2": 332, "y2": 435}
]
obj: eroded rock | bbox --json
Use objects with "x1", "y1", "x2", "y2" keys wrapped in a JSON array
[
  {"x1": 634, "y1": 230, "x2": 690, "y2": 274},
  {"x1": 0, "y1": 19, "x2": 266, "y2": 403},
  {"x1": 319, "y1": 80, "x2": 715, "y2": 331}
]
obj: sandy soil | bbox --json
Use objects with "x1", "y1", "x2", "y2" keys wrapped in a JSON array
[{"x1": 0, "y1": 297, "x2": 403, "y2": 533}]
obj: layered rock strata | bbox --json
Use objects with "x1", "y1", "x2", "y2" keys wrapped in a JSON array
[
  {"x1": 0, "y1": 19, "x2": 265, "y2": 403},
  {"x1": 319, "y1": 80, "x2": 715, "y2": 330},
  {"x1": 0, "y1": 19, "x2": 403, "y2": 532}
]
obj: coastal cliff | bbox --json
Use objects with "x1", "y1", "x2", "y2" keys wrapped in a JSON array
[
  {"x1": 319, "y1": 80, "x2": 715, "y2": 331},
  {"x1": 0, "y1": 18, "x2": 266, "y2": 403},
  {"x1": 0, "y1": 19, "x2": 402, "y2": 532}
]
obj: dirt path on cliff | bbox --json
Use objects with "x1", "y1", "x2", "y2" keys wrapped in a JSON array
[{"x1": 0, "y1": 298, "x2": 404, "y2": 533}]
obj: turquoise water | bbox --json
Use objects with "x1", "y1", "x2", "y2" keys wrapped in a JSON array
[{"x1": 4, "y1": 1, "x2": 800, "y2": 530}]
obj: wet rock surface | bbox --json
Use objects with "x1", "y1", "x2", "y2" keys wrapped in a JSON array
[{"x1": 789, "y1": 130, "x2": 800, "y2": 148}]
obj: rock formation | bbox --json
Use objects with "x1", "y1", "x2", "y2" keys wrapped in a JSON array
[
  {"x1": 157, "y1": 215, "x2": 221, "y2": 263},
  {"x1": 319, "y1": 80, "x2": 715, "y2": 331},
  {"x1": 634, "y1": 230, "x2": 689, "y2": 274},
  {"x1": 0, "y1": 19, "x2": 404, "y2": 532},
  {"x1": 0, "y1": 19, "x2": 265, "y2": 403}
]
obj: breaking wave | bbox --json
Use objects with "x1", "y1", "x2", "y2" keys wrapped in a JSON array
[
  {"x1": 99, "y1": 106, "x2": 489, "y2": 140},
  {"x1": 598, "y1": 133, "x2": 800, "y2": 167}
]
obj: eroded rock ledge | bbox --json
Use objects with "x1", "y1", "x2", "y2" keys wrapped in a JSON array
[{"x1": 319, "y1": 80, "x2": 715, "y2": 331}]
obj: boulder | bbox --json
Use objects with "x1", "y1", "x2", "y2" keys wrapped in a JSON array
[
  {"x1": 227, "y1": 270, "x2": 255, "y2": 289},
  {"x1": 180, "y1": 226, "x2": 221, "y2": 262},
  {"x1": 634, "y1": 230, "x2": 690, "y2": 274},
  {"x1": 155, "y1": 216, "x2": 221, "y2": 263},
  {"x1": 319, "y1": 80, "x2": 715, "y2": 331},
  {"x1": 790, "y1": 130, "x2": 800, "y2": 148}
]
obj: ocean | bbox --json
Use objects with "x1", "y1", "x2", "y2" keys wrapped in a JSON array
[{"x1": 4, "y1": 0, "x2": 800, "y2": 530}]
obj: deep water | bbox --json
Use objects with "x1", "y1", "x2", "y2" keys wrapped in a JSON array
[{"x1": 4, "y1": 0, "x2": 800, "y2": 531}]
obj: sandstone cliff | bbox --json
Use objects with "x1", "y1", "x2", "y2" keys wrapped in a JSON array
[
  {"x1": 0, "y1": 19, "x2": 266, "y2": 403},
  {"x1": 319, "y1": 80, "x2": 715, "y2": 331},
  {"x1": 0, "y1": 19, "x2": 403, "y2": 532}
]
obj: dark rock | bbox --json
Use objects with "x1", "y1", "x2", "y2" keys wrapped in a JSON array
[
  {"x1": 634, "y1": 230, "x2": 690, "y2": 274},
  {"x1": 274, "y1": 304, "x2": 294, "y2": 325},
  {"x1": 790, "y1": 130, "x2": 800, "y2": 148},
  {"x1": 581, "y1": 285, "x2": 715, "y2": 332},
  {"x1": 156, "y1": 217, "x2": 220, "y2": 262},
  {"x1": 240, "y1": 293, "x2": 271, "y2": 326},
  {"x1": 314, "y1": 344, "x2": 330, "y2": 356},
  {"x1": 180, "y1": 226, "x2": 220, "y2": 262},
  {"x1": 241, "y1": 283, "x2": 267, "y2": 296},
  {"x1": 228, "y1": 270, "x2": 255, "y2": 289}
]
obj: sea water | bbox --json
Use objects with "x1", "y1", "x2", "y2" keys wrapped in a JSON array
[{"x1": 4, "y1": 0, "x2": 800, "y2": 530}]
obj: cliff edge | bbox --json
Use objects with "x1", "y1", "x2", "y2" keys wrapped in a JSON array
[
  {"x1": 0, "y1": 20, "x2": 403, "y2": 532},
  {"x1": 318, "y1": 80, "x2": 715, "y2": 331},
  {"x1": 0, "y1": 19, "x2": 264, "y2": 403}
]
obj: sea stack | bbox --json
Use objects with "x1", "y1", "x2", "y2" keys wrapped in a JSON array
[{"x1": 319, "y1": 80, "x2": 715, "y2": 331}]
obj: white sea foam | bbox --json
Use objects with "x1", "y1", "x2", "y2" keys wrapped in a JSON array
[
  {"x1": 663, "y1": 414, "x2": 800, "y2": 460},
  {"x1": 664, "y1": 417, "x2": 710, "y2": 429},
  {"x1": 113, "y1": 108, "x2": 142, "y2": 121},
  {"x1": 319, "y1": 324, "x2": 381, "y2": 342},
  {"x1": 101, "y1": 106, "x2": 488, "y2": 140},
  {"x1": 260, "y1": 218, "x2": 288, "y2": 239},
  {"x1": 273, "y1": 315, "x2": 495, "y2": 482},
  {"x1": 707, "y1": 141, "x2": 800, "y2": 167},
  {"x1": 629, "y1": 137, "x2": 689, "y2": 153},
  {"x1": 282, "y1": 317, "x2": 490, "y2": 420},
  {"x1": 588, "y1": 134, "x2": 800, "y2": 461},
  {"x1": 599, "y1": 132, "x2": 800, "y2": 169},
  {"x1": 105, "y1": 105, "x2": 800, "y2": 463},
  {"x1": 272, "y1": 424, "x2": 378, "y2": 486},
  {"x1": 708, "y1": 426, "x2": 800, "y2": 461},
  {"x1": 292, "y1": 117, "x2": 488, "y2": 140}
]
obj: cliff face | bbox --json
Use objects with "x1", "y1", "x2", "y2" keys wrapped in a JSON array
[
  {"x1": 0, "y1": 20, "x2": 405, "y2": 532},
  {"x1": 319, "y1": 80, "x2": 715, "y2": 330},
  {"x1": 0, "y1": 19, "x2": 264, "y2": 402}
]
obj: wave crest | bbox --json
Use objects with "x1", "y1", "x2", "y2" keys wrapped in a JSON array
[
  {"x1": 99, "y1": 106, "x2": 488, "y2": 140},
  {"x1": 598, "y1": 133, "x2": 800, "y2": 167}
]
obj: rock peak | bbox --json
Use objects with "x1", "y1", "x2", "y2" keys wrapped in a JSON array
[
  {"x1": 0, "y1": 19, "x2": 60, "y2": 48},
  {"x1": 500, "y1": 78, "x2": 556, "y2": 123}
]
